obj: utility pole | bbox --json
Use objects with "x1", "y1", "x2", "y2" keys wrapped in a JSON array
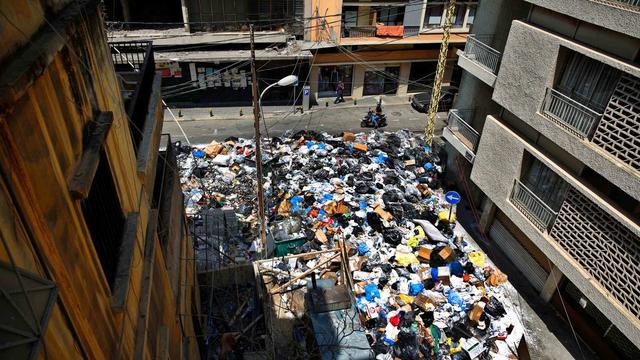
[
  {"x1": 249, "y1": 25, "x2": 268, "y2": 255},
  {"x1": 425, "y1": 0, "x2": 456, "y2": 146}
]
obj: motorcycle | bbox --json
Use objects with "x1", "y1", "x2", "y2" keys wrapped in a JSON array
[{"x1": 360, "y1": 110, "x2": 388, "y2": 128}]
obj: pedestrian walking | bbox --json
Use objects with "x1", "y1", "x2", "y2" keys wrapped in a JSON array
[{"x1": 334, "y1": 81, "x2": 345, "y2": 104}]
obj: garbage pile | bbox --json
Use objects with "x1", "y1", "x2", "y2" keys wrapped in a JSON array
[{"x1": 178, "y1": 130, "x2": 524, "y2": 359}]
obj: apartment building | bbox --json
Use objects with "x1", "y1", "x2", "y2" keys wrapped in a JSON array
[
  {"x1": 0, "y1": 1, "x2": 201, "y2": 358},
  {"x1": 105, "y1": 0, "x2": 311, "y2": 107},
  {"x1": 444, "y1": 0, "x2": 640, "y2": 357},
  {"x1": 305, "y1": 0, "x2": 475, "y2": 101}
]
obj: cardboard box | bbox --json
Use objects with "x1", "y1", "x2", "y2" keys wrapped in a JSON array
[
  {"x1": 438, "y1": 246, "x2": 455, "y2": 262},
  {"x1": 404, "y1": 159, "x2": 416, "y2": 166},
  {"x1": 353, "y1": 143, "x2": 368, "y2": 152},
  {"x1": 416, "y1": 184, "x2": 431, "y2": 197},
  {"x1": 414, "y1": 294, "x2": 436, "y2": 312},
  {"x1": 373, "y1": 204, "x2": 393, "y2": 221},
  {"x1": 203, "y1": 142, "x2": 223, "y2": 157},
  {"x1": 437, "y1": 266, "x2": 450, "y2": 284},
  {"x1": 469, "y1": 302, "x2": 486, "y2": 323},
  {"x1": 418, "y1": 246, "x2": 432, "y2": 262},
  {"x1": 343, "y1": 132, "x2": 356, "y2": 142}
]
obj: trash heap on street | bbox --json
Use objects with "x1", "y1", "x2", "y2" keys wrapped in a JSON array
[{"x1": 179, "y1": 130, "x2": 526, "y2": 359}]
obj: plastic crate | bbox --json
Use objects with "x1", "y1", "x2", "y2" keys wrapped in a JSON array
[{"x1": 274, "y1": 236, "x2": 306, "y2": 256}]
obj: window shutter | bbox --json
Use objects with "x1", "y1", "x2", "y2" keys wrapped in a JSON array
[{"x1": 403, "y1": 2, "x2": 424, "y2": 38}]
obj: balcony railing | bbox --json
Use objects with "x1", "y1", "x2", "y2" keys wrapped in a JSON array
[
  {"x1": 590, "y1": 0, "x2": 640, "y2": 10},
  {"x1": 447, "y1": 110, "x2": 480, "y2": 152},
  {"x1": 109, "y1": 41, "x2": 156, "y2": 152},
  {"x1": 541, "y1": 88, "x2": 603, "y2": 139},
  {"x1": 510, "y1": 180, "x2": 558, "y2": 232},
  {"x1": 463, "y1": 34, "x2": 501, "y2": 74},
  {"x1": 342, "y1": 25, "x2": 377, "y2": 38}
]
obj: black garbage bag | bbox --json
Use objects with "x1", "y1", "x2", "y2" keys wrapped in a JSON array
[
  {"x1": 355, "y1": 183, "x2": 370, "y2": 194},
  {"x1": 393, "y1": 331, "x2": 420, "y2": 360},
  {"x1": 367, "y1": 212, "x2": 384, "y2": 233},
  {"x1": 464, "y1": 261, "x2": 476, "y2": 275},
  {"x1": 485, "y1": 296, "x2": 506, "y2": 317},
  {"x1": 382, "y1": 189, "x2": 404, "y2": 204},
  {"x1": 382, "y1": 228, "x2": 402, "y2": 245},
  {"x1": 429, "y1": 246, "x2": 448, "y2": 267},
  {"x1": 387, "y1": 203, "x2": 405, "y2": 221},
  {"x1": 451, "y1": 321, "x2": 473, "y2": 342},
  {"x1": 313, "y1": 168, "x2": 330, "y2": 180},
  {"x1": 420, "y1": 311, "x2": 434, "y2": 327}
]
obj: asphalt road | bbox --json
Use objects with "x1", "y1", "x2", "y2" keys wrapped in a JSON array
[{"x1": 162, "y1": 103, "x2": 447, "y2": 144}]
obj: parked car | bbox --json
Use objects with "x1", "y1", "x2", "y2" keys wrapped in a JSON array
[{"x1": 411, "y1": 86, "x2": 458, "y2": 113}]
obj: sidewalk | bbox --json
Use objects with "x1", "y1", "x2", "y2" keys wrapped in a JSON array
[{"x1": 164, "y1": 95, "x2": 415, "y2": 122}]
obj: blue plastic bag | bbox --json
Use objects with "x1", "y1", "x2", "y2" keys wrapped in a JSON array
[
  {"x1": 192, "y1": 149, "x2": 205, "y2": 158},
  {"x1": 449, "y1": 260, "x2": 464, "y2": 277},
  {"x1": 357, "y1": 242, "x2": 369, "y2": 256},
  {"x1": 290, "y1": 195, "x2": 303, "y2": 212},
  {"x1": 409, "y1": 281, "x2": 424, "y2": 296},
  {"x1": 364, "y1": 283, "x2": 381, "y2": 302},
  {"x1": 423, "y1": 162, "x2": 433, "y2": 170},
  {"x1": 447, "y1": 290, "x2": 466, "y2": 311}
]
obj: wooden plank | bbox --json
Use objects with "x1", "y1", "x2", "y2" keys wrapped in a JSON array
[
  {"x1": 68, "y1": 111, "x2": 114, "y2": 199},
  {"x1": 136, "y1": 74, "x2": 162, "y2": 181},
  {"x1": 133, "y1": 210, "x2": 158, "y2": 360},
  {"x1": 111, "y1": 212, "x2": 140, "y2": 311},
  {"x1": 157, "y1": 326, "x2": 170, "y2": 360}
]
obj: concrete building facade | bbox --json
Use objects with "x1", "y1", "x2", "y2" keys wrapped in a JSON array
[
  {"x1": 306, "y1": 0, "x2": 477, "y2": 102},
  {"x1": 444, "y1": 0, "x2": 640, "y2": 357}
]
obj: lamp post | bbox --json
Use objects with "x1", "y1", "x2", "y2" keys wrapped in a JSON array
[{"x1": 250, "y1": 24, "x2": 298, "y2": 256}]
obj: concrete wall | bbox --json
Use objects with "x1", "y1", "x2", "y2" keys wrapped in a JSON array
[
  {"x1": 472, "y1": 0, "x2": 530, "y2": 52},
  {"x1": 471, "y1": 115, "x2": 640, "y2": 346},
  {"x1": 525, "y1": 0, "x2": 640, "y2": 39},
  {"x1": 492, "y1": 20, "x2": 640, "y2": 200}
]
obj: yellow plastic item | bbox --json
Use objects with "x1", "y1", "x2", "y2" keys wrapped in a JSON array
[
  {"x1": 438, "y1": 209, "x2": 456, "y2": 223},
  {"x1": 407, "y1": 226, "x2": 426, "y2": 247},
  {"x1": 468, "y1": 251, "x2": 485, "y2": 268},
  {"x1": 398, "y1": 294, "x2": 414, "y2": 304},
  {"x1": 395, "y1": 252, "x2": 420, "y2": 266}
]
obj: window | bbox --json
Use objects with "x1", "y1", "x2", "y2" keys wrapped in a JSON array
[
  {"x1": 424, "y1": 4, "x2": 444, "y2": 29},
  {"x1": 557, "y1": 51, "x2": 621, "y2": 112},
  {"x1": 376, "y1": 6, "x2": 403, "y2": 25},
  {"x1": 522, "y1": 156, "x2": 569, "y2": 211},
  {"x1": 451, "y1": 5, "x2": 465, "y2": 28},
  {"x1": 408, "y1": 61, "x2": 437, "y2": 93},
  {"x1": 423, "y1": 3, "x2": 477, "y2": 30},
  {"x1": 467, "y1": 5, "x2": 476, "y2": 26},
  {"x1": 363, "y1": 67, "x2": 400, "y2": 96},
  {"x1": 343, "y1": 6, "x2": 358, "y2": 27},
  {"x1": 318, "y1": 65, "x2": 353, "y2": 98},
  {"x1": 81, "y1": 150, "x2": 126, "y2": 289}
]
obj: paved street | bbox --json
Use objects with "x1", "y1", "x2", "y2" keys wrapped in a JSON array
[{"x1": 162, "y1": 99, "x2": 447, "y2": 144}]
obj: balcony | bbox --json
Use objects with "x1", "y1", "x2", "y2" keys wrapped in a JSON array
[
  {"x1": 342, "y1": 25, "x2": 377, "y2": 38},
  {"x1": 510, "y1": 179, "x2": 558, "y2": 232},
  {"x1": 443, "y1": 110, "x2": 479, "y2": 162},
  {"x1": 457, "y1": 35, "x2": 501, "y2": 87},
  {"x1": 109, "y1": 41, "x2": 163, "y2": 191},
  {"x1": 541, "y1": 88, "x2": 603, "y2": 139},
  {"x1": 590, "y1": 0, "x2": 640, "y2": 11}
]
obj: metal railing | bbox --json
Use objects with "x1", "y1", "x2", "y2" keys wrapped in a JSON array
[
  {"x1": 541, "y1": 88, "x2": 602, "y2": 139},
  {"x1": 463, "y1": 34, "x2": 501, "y2": 74},
  {"x1": 342, "y1": 25, "x2": 377, "y2": 38},
  {"x1": 447, "y1": 110, "x2": 480, "y2": 151},
  {"x1": 109, "y1": 41, "x2": 155, "y2": 153},
  {"x1": 510, "y1": 180, "x2": 558, "y2": 231},
  {"x1": 590, "y1": 0, "x2": 640, "y2": 10}
]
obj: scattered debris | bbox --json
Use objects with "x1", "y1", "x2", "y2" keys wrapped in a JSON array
[{"x1": 179, "y1": 130, "x2": 526, "y2": 359}]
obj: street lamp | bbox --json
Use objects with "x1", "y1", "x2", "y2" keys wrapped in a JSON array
[
  {"x1": 258, "y1": 75, "x2": 299, "y2": 118},
  {"x1": 253, "y1": 74, "x2": 298, "y2": 256}
]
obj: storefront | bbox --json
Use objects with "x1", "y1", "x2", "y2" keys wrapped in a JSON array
[
  {"x1": 317, "y1": 65, "x2": 353, "y2": 98},
  {"x1": 363, "y1": 67, "x2": 400, "y2": 96}
]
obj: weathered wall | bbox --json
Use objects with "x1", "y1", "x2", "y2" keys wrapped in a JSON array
[
  {"x1": 0, "y1": 1, "x2": 199, "y2": 359},
  {"x1": 471, "y1": 115, "x2": 640, "y2": 346},
  {"x1": 305, "y1": 0, "x2": 342, "y2": 42},
  {"x1": 525, "y1": 0, "x2": 640, "y2": 39},
  {"x1": 492, "y1": 20, "x2": 640, "y2": 200}
]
